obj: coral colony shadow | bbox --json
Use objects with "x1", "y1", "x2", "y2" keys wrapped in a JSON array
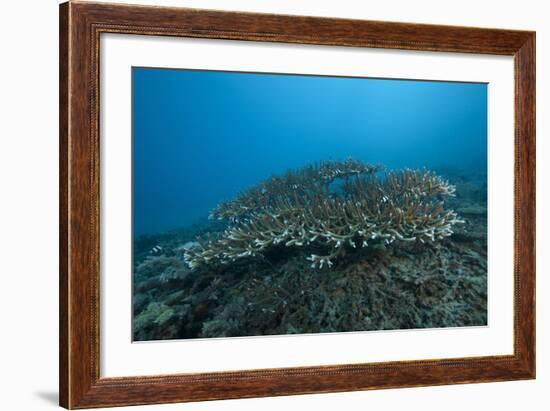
[{"x1": 132, "y1": 67, "x2": 488, "y2": 341}]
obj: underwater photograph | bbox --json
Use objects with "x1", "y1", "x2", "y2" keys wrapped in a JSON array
[{"x1": 132, "y1": 67, "x2": 488, "y2": 341}]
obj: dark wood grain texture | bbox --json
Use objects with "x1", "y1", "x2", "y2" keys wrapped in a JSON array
[
  {"x1": 59, "y1": 2, "x2": 69, "y2": 407},
  {"x1": 59, "y1": 1, "x2": 535, "y2": 408}
]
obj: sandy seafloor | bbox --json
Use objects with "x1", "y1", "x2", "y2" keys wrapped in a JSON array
[{"x1": 132, "y1": 168, "x2": 488, "y2": 341}]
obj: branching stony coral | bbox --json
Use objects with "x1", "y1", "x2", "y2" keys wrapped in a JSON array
[
  {"x1": 184, "y1": 159, "x2": 463, "y2": 270},
  {"x1": 209, "y1": 158, "x2": 384, "y2": 221}
]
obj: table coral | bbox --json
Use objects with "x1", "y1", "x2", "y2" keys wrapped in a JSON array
[{"x1": 184, "y1": 159, "x2": 463, "y2": 269}]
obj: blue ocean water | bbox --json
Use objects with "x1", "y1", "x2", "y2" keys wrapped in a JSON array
[{"x1": 133, "y1": 67, "x2": 487, "y2": 236}]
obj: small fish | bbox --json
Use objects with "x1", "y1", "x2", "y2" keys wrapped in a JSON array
[{"x1": 150, "y1": 245, "x2": 163, "y2": 254}]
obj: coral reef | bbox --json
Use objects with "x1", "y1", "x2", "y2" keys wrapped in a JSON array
[
  {"x1": 184, "y1": 160, "x2": 463, "y2": 269},
  {"x1": 133, "y1": 234, "x2": 487, "y2": 340},
  {"x1": 132, "y1": 162, "x2": 487, "y2": 341}
]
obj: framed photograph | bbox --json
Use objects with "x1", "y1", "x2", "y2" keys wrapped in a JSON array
[{"x1": 59, "y1": 1, "x2": 535, "y2": 408}]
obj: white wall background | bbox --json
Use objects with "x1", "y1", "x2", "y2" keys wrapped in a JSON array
[{"x1": 0, "y1": 0, "x2": 546, "y2": 410}]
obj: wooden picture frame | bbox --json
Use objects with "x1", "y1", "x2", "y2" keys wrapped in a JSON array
[{"x1": 59, "y1": 1, "x2": 535, "y2": 408}]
